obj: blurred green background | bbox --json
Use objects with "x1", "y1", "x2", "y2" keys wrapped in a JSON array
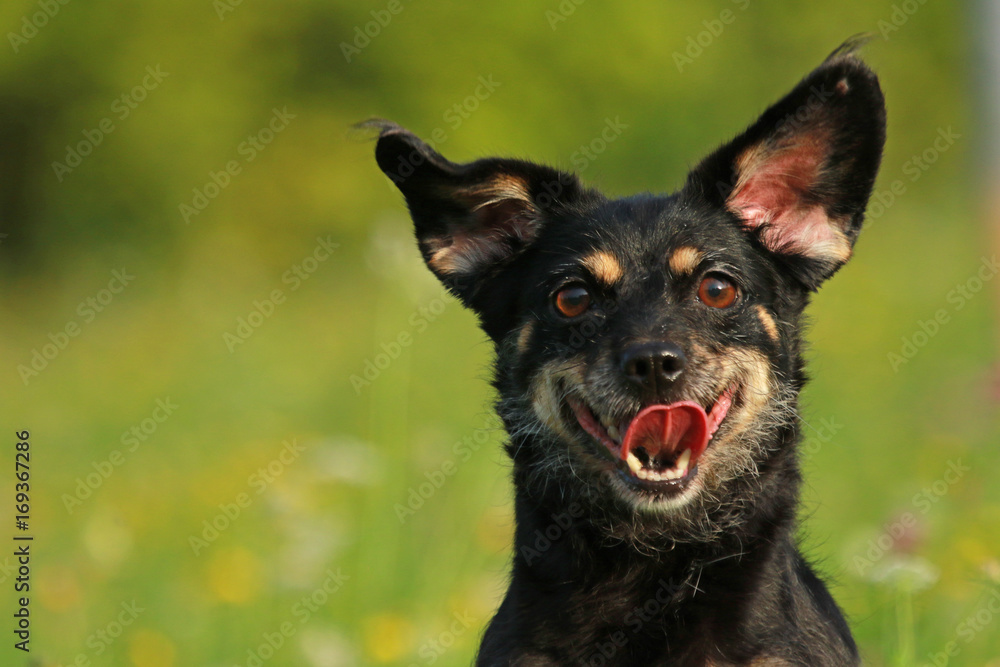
[{"x1": 0, "y1": 0, "x2": 997, "y2": 665}]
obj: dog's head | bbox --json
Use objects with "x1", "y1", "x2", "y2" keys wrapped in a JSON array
[{"x1": 370, "y1": 43, "x2": 885, "y2": 541}]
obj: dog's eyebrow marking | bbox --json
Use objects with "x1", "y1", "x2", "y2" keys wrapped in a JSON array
[
  {"x1": 668, "y1": 246, "x2": 704, "y2": 276},
  {"x1": 517, "y1": 320, "x2": 535, "y2": 354},
  {"x1": 581, "y1": 251, "x2": 623, "y2": 285},
  {"x1": 756, "y1": 305, "x2": 779, "y2": 342}
]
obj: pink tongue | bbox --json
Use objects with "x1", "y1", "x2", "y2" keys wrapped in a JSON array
[{"x1": 620, "y1": 402, "x2": 709, "y2": 464}]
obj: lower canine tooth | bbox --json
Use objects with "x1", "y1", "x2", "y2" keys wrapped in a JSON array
[
  {"x1": 676, "y1": 449, "x2": 691, "y2": 474},
  {"x1": 626, "y1": 452, "x2": 642, "y2": 474}
]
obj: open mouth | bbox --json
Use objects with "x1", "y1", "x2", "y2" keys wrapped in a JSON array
[{"x1": 567, "y1": 386, "x2": 735, "y2": 495}]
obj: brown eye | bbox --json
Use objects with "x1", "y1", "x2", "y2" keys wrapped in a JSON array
[
  {"x1": 698, "y1": 275, "x2": 737, "y2": 309},
  {"x1": 555, "y1": 285, "x2": 591, "y2": 318}
]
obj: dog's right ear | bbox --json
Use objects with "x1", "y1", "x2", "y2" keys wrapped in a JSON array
[
  {"x1": 367, "y1": 121, "x2": 586, "y2": 305},
  {"x1": 684, "y1": 38, "x2": 886, "y2": 290}
]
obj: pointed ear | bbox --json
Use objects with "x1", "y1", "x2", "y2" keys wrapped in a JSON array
[
  {"x1": 367, "y1": 120, "x2": 586, "y2": 304},
  {"x1": 685, "y1": 38, "x2": 887, "y2": 289}
]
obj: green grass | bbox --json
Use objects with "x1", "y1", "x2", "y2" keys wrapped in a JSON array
[
  {"x1": 3, "y1": 196, "x2": 997, "y2": 666},
  {"x1": 1, "y1": 0, "x2": 997, "y2": 664}
]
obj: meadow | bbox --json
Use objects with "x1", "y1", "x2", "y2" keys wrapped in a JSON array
[{"x1": 0, "y1": 1, "x2": 997, "y2": 665}]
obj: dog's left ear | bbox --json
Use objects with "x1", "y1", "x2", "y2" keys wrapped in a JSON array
[
  {"x1": 366, "y1": 121, "x2": 587, "y2": 312},
  {"x1": 685, "y1": 38, "x2": 886, "y2": 289}
]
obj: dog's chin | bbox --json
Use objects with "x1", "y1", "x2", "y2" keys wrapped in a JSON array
[{"x1": 560, "y1": 383, "x2": 740, "y2": 512}]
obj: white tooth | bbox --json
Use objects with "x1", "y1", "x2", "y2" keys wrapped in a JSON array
[
  {"x1": 676, "y1": 449, "x2": 691, "y2": 474},
  {"x1": 626, "y1": 451, "x2": 643, "y2": 474},
  {"x1": 607, "y1": 425, "x2": 621, "y2": 441},
  {"x1": 635, "y1": 468, "x2": 648, "y2": 480}
]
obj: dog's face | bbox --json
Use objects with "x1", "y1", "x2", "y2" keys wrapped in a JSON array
[
  {"x1": 503, "y1": 195, "x2": 795, "y2": 519},
  {"x1": 372, "y1": 44, "x2": 885, "y2": 540}
]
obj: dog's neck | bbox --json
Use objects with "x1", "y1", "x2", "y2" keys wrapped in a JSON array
[
  {"x1": 510, "y1": 453, "x2": 800, "y2": 588},
  {"x1": 493, "y1": 429, "x2": 803, "y2": 663}
]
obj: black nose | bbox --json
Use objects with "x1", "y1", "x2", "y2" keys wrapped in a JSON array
[{"x1": 621, "y1": 341, "x2": 686, "y2": 392}]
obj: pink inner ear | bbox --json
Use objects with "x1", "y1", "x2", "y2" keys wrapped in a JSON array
[{"x1": 728, "y1": 140, "x2": 850, "y2": 262}]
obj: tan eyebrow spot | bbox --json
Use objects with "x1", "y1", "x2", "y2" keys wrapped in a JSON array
[
  {"x1": 756, "y1": 305, "x2": 779, "y2": 342},
  {"x1": 668, "y1": 246, "x2": 703, "y2": 276},
  {"x1": 517, "y1": 320, "x2": 535, "y2": 354},
  {"x1": 581, "y1": 250, "x2": 623, "y2": 285}
]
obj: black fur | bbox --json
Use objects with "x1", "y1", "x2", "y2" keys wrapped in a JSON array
[{"x1": 368, "y1": 38, "x2": 886, "y2": 666}]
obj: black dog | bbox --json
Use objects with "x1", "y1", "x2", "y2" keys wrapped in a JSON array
[{"x1": 368, "y1": 38, "x2": 885, "y2": 666}]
